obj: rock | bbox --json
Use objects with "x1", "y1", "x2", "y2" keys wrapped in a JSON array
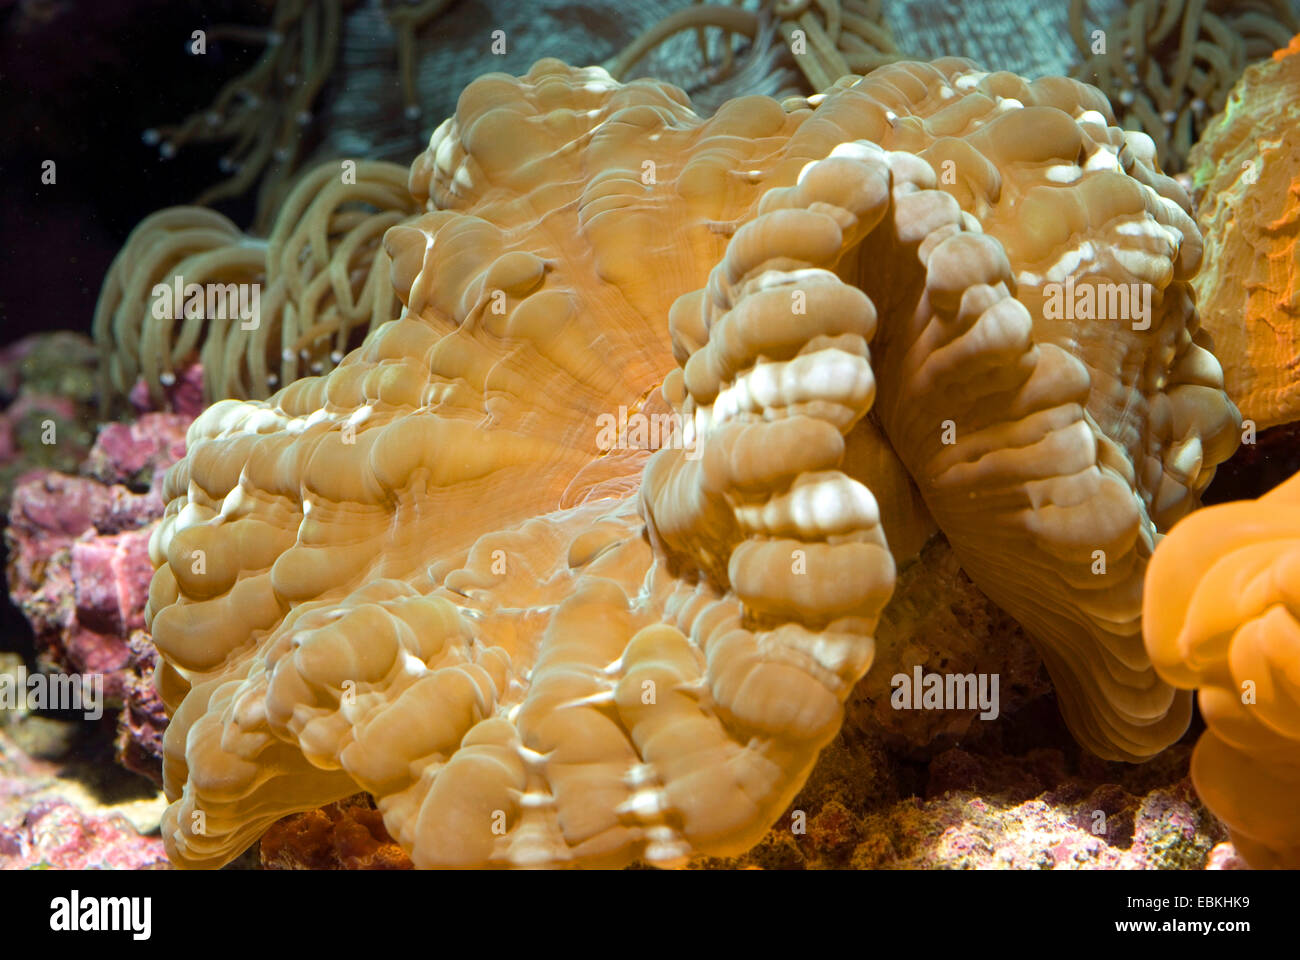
[
  {"x1": 83, "y1": 412, "x2": 190, "y2": 491},
  {"x1": 0, "y1": 720, "x2": 168, "y2": 869},
  {"x1": 114, "y1": 632, "x2": 167, "y2": 786},
  {"x1": 846, "y1": 537, "x2": 1053, "y2": 753},
  {"x1": 260, "y1": 795, "x2": 413, "y2": 869},
  {"x1": 693, "y1": 711, "x2": 1227, "y2": 870},
  {"x1": 1205, "y1": 842, "x2": 1249, "y2": 870},
  {"x1": 0, "y1": 797, "x2": 168, "y2": 870},
  {"x1": 5, "y1": 475, "x2": 163, "y2": 703},
  {"x1": 3, "y1": 392, "x2": 195, "y2": 782},
  {"x1": 128, "y1": 363, "x2": 206, "y2": 420},
  {"x1": 0, "y1": 333, "x2": 100, "y2": 508},
  {"x1": 71, "y1": 531, "x2": 154, "y2": 638}
]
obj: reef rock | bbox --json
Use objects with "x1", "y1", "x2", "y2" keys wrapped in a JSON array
[
  {"x1": 0, "y1": 333, "x2": 99, "y2": 507},
  {"x1": 3, "y1": 399, "x2": 192, "y2": 782},
  {"x1": 260, "y1": 795, "x2": 413, "y2": 870},
  {"x1": 114, "y1": 632, "x2": 168, "y2": 786},
  {"x1": 0, "y1": 797, "x2": 169, "y2": 870}
]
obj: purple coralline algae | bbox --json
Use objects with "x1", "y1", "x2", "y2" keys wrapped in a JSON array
[{"x1": 4, "y1": 398, "x2": 191, "y2": 783}]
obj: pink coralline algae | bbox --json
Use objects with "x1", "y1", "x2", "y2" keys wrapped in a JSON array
[
  {"x1": 891, "y1": 741, "x2": 1230, "y2": 870},
  {"x1": 693, "y1": 721, "x2": 1231, "y2": 870},
  {"x1": 8, "y1": 474, "x2": 160, "y2": 701},
  {"x1": 1205, "y1": 842, "x2": 1249, "y2": 870},
  {"x1": 0, "y1": 714, "x2": 168, "y2": 869},
  {"x1": 126, "y1": 362, "x2": 205, "y2": 420},
  {"x1": 0, "y1": 798, "x2": 168, "y2": 870},
  {"x1": 82, "y1": 413, "x2": 189, "y2": 492},
  {"x1": 866, "y1": 778, "x2": 1219, "y2": 869},
  {"x1": 4, "y1": 404, "x2": 192, "y2": 782}
]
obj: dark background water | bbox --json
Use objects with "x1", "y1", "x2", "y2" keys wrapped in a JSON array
[{"x1": 0, "y1": 0, "x2": 274, "y2": 347}]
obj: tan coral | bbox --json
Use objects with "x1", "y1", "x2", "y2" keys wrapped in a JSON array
[
  {"x1": 1188, "y1": 33, "x2": 1300, "y2": 433},
  {"x1": 1144, "y1": 470, "x2": 1300, "y2": 869},
  {"x1": 146, "y1": 57, "x2": 1238, "y2": 869}
]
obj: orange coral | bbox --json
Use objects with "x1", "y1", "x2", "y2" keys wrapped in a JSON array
[
  {"x1": 146, "y1": 58, "x2": 1238, "y2": 869},
  {"x1": 1144, "y1": 470, "x2": 1300, "y2": 868},
  {"x1": 261, "y1": 795, "x2": 413, "y2": 869},
  {"x1": 1188, "y1": 33, "x2": 1300, "y2": 433}
]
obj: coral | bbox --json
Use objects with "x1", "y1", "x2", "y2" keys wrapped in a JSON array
[
  {"x1": 386, "y1": 1, "x2": 456, "y2": 121},
  {"x1": 1187, "y1": 33, "x2": 1300, "y2": 433},
  {"x1": 1143, "y1": 469, "x2": 1300, "y2": 868},
  {"x1": 146, "y1": 57, "x2": 1237, "y2": 870},
  {"x1": 686, "y1": 64, "x2": 1238, "y2": 766},
  {"x1": 94, "y1": 160, "x2": 416, "y2": 407},
  {"x1": 1069, "y1": 0, "x2": 1299, "y2": 172}
]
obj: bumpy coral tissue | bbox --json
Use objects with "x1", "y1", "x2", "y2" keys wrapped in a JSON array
[
  {"x1": 1144, "y1": 471, "x2": 1300, "y2": 869},
  {"x1": 147, "y1": 57, "x2": 1238, "y2": 868},
  {"x1": 1189, "y1": 34, "x2": 1300, "y2": 433}
]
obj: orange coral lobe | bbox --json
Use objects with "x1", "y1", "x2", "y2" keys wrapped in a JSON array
[{"x1": 1144, "y1": 471, "x2": 1300, "y2": 868}]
